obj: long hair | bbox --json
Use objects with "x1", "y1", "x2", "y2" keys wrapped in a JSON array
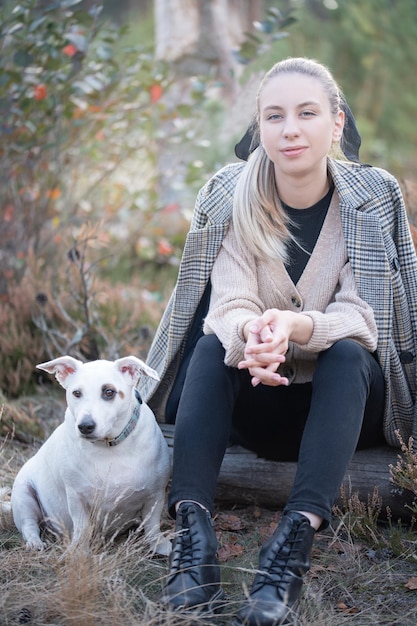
[{"x1": 233, "y1": 57, "x2": 342, "y2": 263}]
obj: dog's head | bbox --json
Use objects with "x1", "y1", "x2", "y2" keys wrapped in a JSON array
[{"x1": 36, "y1": 356, "x2": 159, "y2": 441}]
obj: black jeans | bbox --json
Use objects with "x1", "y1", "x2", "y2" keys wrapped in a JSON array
[{"x1": 168, "y1": 334, "x2": 385, "y2": 527}]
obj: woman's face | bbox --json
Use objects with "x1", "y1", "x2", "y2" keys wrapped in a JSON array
[{"x1": 258, "y1": 72, "x2": 344, "y2": 180}]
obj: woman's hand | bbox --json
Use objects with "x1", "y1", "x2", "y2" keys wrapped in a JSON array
[{"x1": 238, "y1": 309, "x2": 313, "y2": 386}]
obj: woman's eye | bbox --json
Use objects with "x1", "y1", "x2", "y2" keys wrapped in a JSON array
[{"x1": 300, "y1": 110, "x2": 316, "y2": 117}]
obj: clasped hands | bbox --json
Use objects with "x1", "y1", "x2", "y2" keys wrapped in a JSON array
[{"x1": 238, "y1": 309, "x2": 313, "y2": 387}]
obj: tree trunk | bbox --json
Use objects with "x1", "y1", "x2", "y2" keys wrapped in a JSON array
[
  {"x1": 160, "y1": 424, "x2": 415, "y2": 520},
  {"x1": 153, "y1": 0, "x2": 262, "y2": 206},
  {"x1": 155, "y1": 0, "x2": 262, "y2": 101}
]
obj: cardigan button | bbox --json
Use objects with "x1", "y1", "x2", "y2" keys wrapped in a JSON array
[
  {"x1": 291, "y1": 296, "x2": 301, "y2": 308},
  {"x1": 281, "y1": 367, "x2": 294, "y2": 379},
  {"x1": 400, "y1": 351, "x2": 414, "y2": 364}
]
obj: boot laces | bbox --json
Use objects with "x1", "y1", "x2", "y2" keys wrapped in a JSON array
[
  {"x1": 252, "y1": 526, "x2": 305, "y2": 593},
  {"x1": 170, "y1": 508, "x2": 203, "y2": 582}
]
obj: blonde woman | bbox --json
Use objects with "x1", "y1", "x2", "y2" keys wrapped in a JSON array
[{"x1": 141, "y1": 58, "x2": 417, "y2": 626}]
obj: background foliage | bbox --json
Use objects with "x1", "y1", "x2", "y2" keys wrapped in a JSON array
[{"x1": 0, "y1": 0, "x2": 193, "y2": 396}]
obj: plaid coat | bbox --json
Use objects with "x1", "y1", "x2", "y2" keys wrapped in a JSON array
[{"x1": 139, "y1": 158, "x2": 417, "y2": 448}]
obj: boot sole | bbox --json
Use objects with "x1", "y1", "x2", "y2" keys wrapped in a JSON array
[
  {"x1": 159, "y1": 587, "x2": 226, "y2": 618},
  {"x1": 231, "y1": 601, "x2": 300, "y2": 626}
]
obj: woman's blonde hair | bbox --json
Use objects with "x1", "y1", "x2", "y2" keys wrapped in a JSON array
[{"x1": 233, "y1": 57, "x2": 342, "y2": 263}]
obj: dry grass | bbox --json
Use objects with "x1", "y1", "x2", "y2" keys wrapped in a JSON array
[
  {"x1": 1, "y1": 414, "x2": 417, "y2": 625},
  {"x1": 0, "y1": 276, "x2": 48, "y2": 398},
  {"x1": 0, "y1": 529, "x2": 170, "y2": 625}
]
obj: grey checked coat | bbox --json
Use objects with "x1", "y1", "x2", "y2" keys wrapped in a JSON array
[{"x1": 139, "y1": 158, "x2": 417, "y2": 448}]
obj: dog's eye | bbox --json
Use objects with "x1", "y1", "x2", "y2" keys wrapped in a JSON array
[
  {"x1": 72, "y1": 389, "x2": 82, "y2": 398},
  {"x1": 102, "y1": 387, "x2": 116, "y2": 400}
]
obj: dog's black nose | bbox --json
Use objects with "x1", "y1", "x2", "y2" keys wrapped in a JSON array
[{"x1": 78, "y1": 418, "x2": 96, "y2": 435}]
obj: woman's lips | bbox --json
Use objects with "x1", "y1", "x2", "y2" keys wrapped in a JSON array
[{"x1": 281, "y1": 146, "x2": 307, "y2": 158}]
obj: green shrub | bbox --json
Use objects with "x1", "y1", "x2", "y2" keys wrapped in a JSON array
[
  {"x1": 0, "y1": 0, "x2": 174, "y2": 289},
  {"x1": 0, "y1": 0, "x2": 195, "y2": 395}
]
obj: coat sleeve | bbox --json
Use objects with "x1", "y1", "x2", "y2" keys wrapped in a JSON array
[
  {"x1": 387, "y1": 176, "x2": 417, "y2": 442},
  {"x1": 140, "y1": 163, "x2": 242, "y2": 409}
]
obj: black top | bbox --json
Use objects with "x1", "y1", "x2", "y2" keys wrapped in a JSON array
[{"x1": 283, "y1": 185, "x2": 334, "y2": 284}]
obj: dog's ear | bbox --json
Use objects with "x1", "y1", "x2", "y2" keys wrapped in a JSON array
[
  {"x1": 115, "y1": 357, "x2": 160, "y2": 384},
  {"x1": 36, "y1": 356, "x2": 83, "y2": 388}
]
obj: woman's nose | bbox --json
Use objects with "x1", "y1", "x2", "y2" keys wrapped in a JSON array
[{"x1": 282, "y1": 116, "x2": 300, "y2": 138}]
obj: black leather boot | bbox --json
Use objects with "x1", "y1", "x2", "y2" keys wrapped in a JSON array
[
  {"x1": 232, "y1": 511, "x2": 315, "y2": 626},
  {"x1": 160, "y1": 502, "x2": 225, "y2": 613}
]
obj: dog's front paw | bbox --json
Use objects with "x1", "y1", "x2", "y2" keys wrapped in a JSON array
[
  {"x1": 25, "y1": 538, "x2": 47, "y2": 551},
  {"x1": 153, "y1": 537, "x2": 172, "y2": 557}
]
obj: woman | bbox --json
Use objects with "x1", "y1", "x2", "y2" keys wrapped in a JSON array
[{"x1": 140, "y1": 58, "x2": 417, "y2": 626}]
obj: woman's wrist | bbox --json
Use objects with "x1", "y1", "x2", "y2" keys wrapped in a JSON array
[
  {"x1": 292, "y1": 313, "x2": 314, "y2": 345},
  {"x1": 243, "y1": 320, "x2": 254, "y2": 342}
]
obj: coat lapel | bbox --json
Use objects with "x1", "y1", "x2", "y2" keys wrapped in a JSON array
[{"x1": 330, "y1": 161, "x2": 393, "y2": 343}]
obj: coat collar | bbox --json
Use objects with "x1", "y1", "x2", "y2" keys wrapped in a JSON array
[{"x1": 327, "y1": 158, "x2": 374, "y2": 211}]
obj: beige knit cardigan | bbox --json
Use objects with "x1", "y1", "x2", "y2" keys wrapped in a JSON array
[{"x1": 204, "y1": 192, "x2": 378, "y2": 384}]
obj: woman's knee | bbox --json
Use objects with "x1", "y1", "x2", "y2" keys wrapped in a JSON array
[
  {"x1": 182, "y1": 334, "x2": 239, "y2": 412},
  {"x1": 318, "y1": 339, "x2": 373, "y2": 370},
  {"x1": 315, "y1": 340, "x2": 383, "y2": 390},
  {"x1": 193, "y1": 333, "x2": 224, "y2": 361},
  {"x1": 187, "y1": 334, "x2": 232, "y2": 384}
]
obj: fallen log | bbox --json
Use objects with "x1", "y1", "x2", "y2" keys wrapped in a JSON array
[{"x1": 160, "y1": 424, "x2": 415, "y2": 520}]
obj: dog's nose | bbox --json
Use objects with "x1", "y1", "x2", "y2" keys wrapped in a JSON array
[{"x1": 78, "y1": 418, "x2": 96, "y2": 436}]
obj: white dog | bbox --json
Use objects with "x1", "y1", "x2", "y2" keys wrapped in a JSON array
[{"x1": 10, "y1": 356, "x2": 171, "y2": 555}]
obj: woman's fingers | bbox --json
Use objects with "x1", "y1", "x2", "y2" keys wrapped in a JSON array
[
  {"x1": 238, "y1": 359, "x2": 289, "y2": 387},
  {"x1": 250, "y1": 366, "x2": 289, "y2": 387},
  {"x1": 238, "y1": 352, "x2": 285, "y2": 370}
]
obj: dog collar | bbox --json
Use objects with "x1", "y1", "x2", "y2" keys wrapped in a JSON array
[{"x1": 101, "y1": 389, "x2": 142, "y2": 447}]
